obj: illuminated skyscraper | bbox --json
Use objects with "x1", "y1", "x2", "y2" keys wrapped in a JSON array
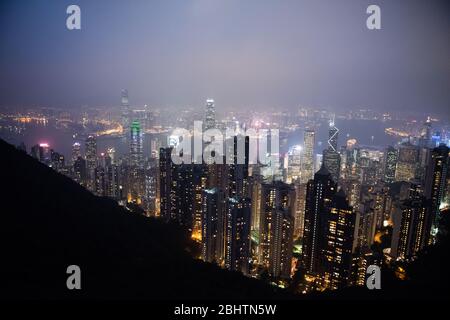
[
  {"x1": 322, "y1": 119, "x2": 341, "y2": 183},
  {"x1": 130, "y1": 121, "x2": 143, "y2": 168},
  {"x1": 204, "y1": 99, "x2": 216, "y2": 130},
  {"x1": 419, "y1": 116, "x2": 432, "y2": 148},
  {"x1": 159, "y1": 147, "x2": 174, "y2": 220},
  {"x1": 302, "y1": 164, "x2": 337, "y2": 274},
  {"x1": 259, "y1": 181, "x2": 294, "y2": 279},
  {"x1": 71, "y1": 142, "x2": 81, "y2": 165},
  {"x1": 202, "y1": 188, "x2": 226, "y2": 264},
  {"x1": 395, "y1": 142, "x2": 419, "y2": 182},
  {"x1": 286, "y1": 145, "x2": 302, "y2": 183},
  {"x1": 85, "y1": 135, "x2": 97, "y2": 192},
  {"x1": 384, "y1": 146, "x2": 398, "y2": 183},
  {"x1": 425, "y1": 144, "x2": 449, "y2": 241},
  {"x1": 121, "y1": 89, "x2": 130, "y2": 131},
  {"x1": 394, "y1": 182, "x2": 429, "y2": 259},
  {"x1": 301, "y1": 129, "x2": 315, "y2": 184},
  {"x1": 323, "y1": 190, "x2": 356, "y2": 290},
  {"x1": 85, "y1": 135, "x2": 97, "y2": 171},
  {"x1": 225, "y1": 197, "x2": 252, "y2": 275}
]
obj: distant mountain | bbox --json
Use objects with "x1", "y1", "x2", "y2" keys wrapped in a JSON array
[{"x1": 0, "y1": 139, "x2": 286, "y2": 300}]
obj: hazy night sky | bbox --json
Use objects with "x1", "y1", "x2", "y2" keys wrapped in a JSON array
[{"x1": 0, "y1": 0, "x2": 449, "y2": 114}]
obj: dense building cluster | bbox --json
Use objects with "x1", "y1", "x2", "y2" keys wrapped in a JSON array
[{"x1": 20, "y1": 97, "x2": 450, "y2": 293}]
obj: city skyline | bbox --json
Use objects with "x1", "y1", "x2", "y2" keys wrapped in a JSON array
[{"x1": 1, "y1": 0, "x2": 450, "y2": 311}]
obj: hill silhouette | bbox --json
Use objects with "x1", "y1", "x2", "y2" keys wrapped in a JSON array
[
  {"x1": 0, "y1": 139, "x2": 286, "y2": 300},
  {"x1": 1, "y1": 138, "x2": 449, "y2": 302}
]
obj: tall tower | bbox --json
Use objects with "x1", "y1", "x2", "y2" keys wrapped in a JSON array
[
  {"x1": 323, "y1": 189, "x2": 356, "y2": 290},
  {"x1": 384, "y1": 146, "x2": 398, "y2": 184},
  {"x1": 395, "y1": 142, "x2": 419, "y2": 182},
  {"x1": 85, "y1": 135, "x2": 97, "y2": 192},
  {"x1": 71, "y1": 142, "x2": 81, "y2": 165},
  {"x1": 259, "y1": 181, "x2": 295, "y2": 279},
  {"x1": 302, "y1": 164, "x2": 337, "y2": 274},
  {"x1": 327, "y1": 116, "x2": 339, "y2": 152},
  {"x1": 202, "y1": 188, "x2": 226, "y2": 264},
  {"x1": 130, "y1": 120, "x2": 143, "y2": 168},
  {"x1": 159, "y1": 147, "x2": 174, "y2": 220},
  {"x1": 301, "y1": 129, "x2": 315, "y2": 184},
  {"x1": 121, "y1": 89, "x2": 130, "y2": 131},
  {"x1": 225, "y1": 197, "x2": 252, "y2": 275},
  {"x1": 204, "y1": 99, "x2": 216, "y2": 130},
  {"x1": 322, "y1": 118, "x2": 341, "y2": 183},
  {"x1": 395, "y1": 182, "x2": 430, "y2": 259},
  {"x1": 425, "y1": 144, "x2": 449, "y2": 241}
]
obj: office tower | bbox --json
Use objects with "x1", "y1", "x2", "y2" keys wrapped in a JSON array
[
  {"x1": 302, "y1": 164, "x2": 337, "y2": 274},
  {"x1": 144, "y1": 164, "x2": 158, "y2": 216},
  {"x1": 50, "y1": 149, "x2": 65, "y2": 172},
  {"x1": 395, "y1": 142, "x2": 419, "y2": 182},
  {"x1": 328, "y1": 117, "x2": 339, "y2": 152},
  {"x1": 130, "y1": 121, "x2": 143, "y2": 168},
  {"x1": 73, "y1": 156, "x2": 87, "y2": 186},
  {"x1": 105, "y1": 164, "x2": 121, "y2": 200},
  {"x1": 71, "y1": 142, "x2": 81, "y2": 165},
  {"x1": 425, "y1": 144, "x2": 449, "y2": 240},
  {"x1": 292, "y1": 182, "x2": 307, "y2": 240},
  {"x1": 323, "y1": 190, "x2": 356, "y2": 290},
  {"x1": 419, "y1": 116, "x2": 432, "y2": 148},
  {"x1": 85, "y1": 135, "x2": 97, "y2": 191},
  {"x1": 121, "y1": 89, "x2": 130, "y2": 131},
  {"x1": 159, "y1": 147, "x2": 174, "y2": 220},
  {"x1": 192, "y1": 165, "x2": 208, "y2": 241},
  {"x1": 85, "y1": 135, "x2": 97, "y2": 171},
  {"x1": 173, "y1": 164, "x2": 195, "y2": 229},
  {"x1": 34, "y1": 143, "x2": 51, "y2": 166},
  {"x1": 394, "y1": 182, "x2": 430, "y2": 259},
  {"x1": 204, "y1": 99, "x2": 216, "y2": 130},
  {"x1": 259, "y1": 181, "x2": 295, "y2": 279},
  {"x1": 384, "y1": 146, "x2": 398, "y2": 183},
  {"x1": 227, "y1": 135, "x2": 250, "y2": 199},
  {"x1": 202, "y1": 188, "x2": 226, "y2": 264},
  {"x1": 322, "y1": 119, "x2": 341, "y2": 183},
  {"x1": 94, "y1": 166, "x2": 106, "y2": 196},
  {"x1": 323, "y1": 149, "x2": 341, "y2": 184},
  {"x1": 225, "y1": 197, "x2": 252, "y2": 275},
  {"x1": 301, "y1": 129, "x2": 315, "y2": 184},
  {"x1": 286, "y1": 145, "x2": 302, "y2": 183}
]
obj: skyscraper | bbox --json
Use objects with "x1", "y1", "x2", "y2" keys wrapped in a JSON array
[
  {"x1": 202, "y1": 188, "x2": 226, "y2": 265},
  {"x1": 425, "y1": 144, "x2": 449, "y2": 241},
  {"x1": 395, "y1": 182, "x2": 430, "y2": 259},
  {"x1": 121, "y1": 89, "x2": 130, "y2": 131},
  {"x1": 71, "y1": 142, "x2": 81, "y2": 165},
  {"x1": 259, "y1": 181, "x2": 295, "y2": 279},
  {"x1": 225, "y1": 197, "x2": 252, "y2": 275},
  {"x1": 130, "y1": 121, "x2": 143, "y2": 168},
  {"x1": 85, "y1": 135, "x2": 97, "y2": 191},
  {"x1": 301, "y1": 129, "x2": 315, "y2": 184},
  {"x1": 384, "y1": 146, "x2": 398, "y2": 183},
  {"x1": 205, "y1": 99, "x2": 216, "y2": 130},
  {"x1": 159, "y1": 147, "x2": 174, "y2": 220},
  {"x1": 395, "y1": 142, "x2": 419, "y2": 182},
  {"x1": 322, "y1": 119, "x2": 341, "y2": 183},
  {"x1": 85, "y1": 135, "x2": 97, "y2": 171},
  {"x1": 302, "y1": 164, "x2": 337, "y2": 274},
  {"x1": 323, "y1": 190, "x2": 356, "y2": 290}
]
